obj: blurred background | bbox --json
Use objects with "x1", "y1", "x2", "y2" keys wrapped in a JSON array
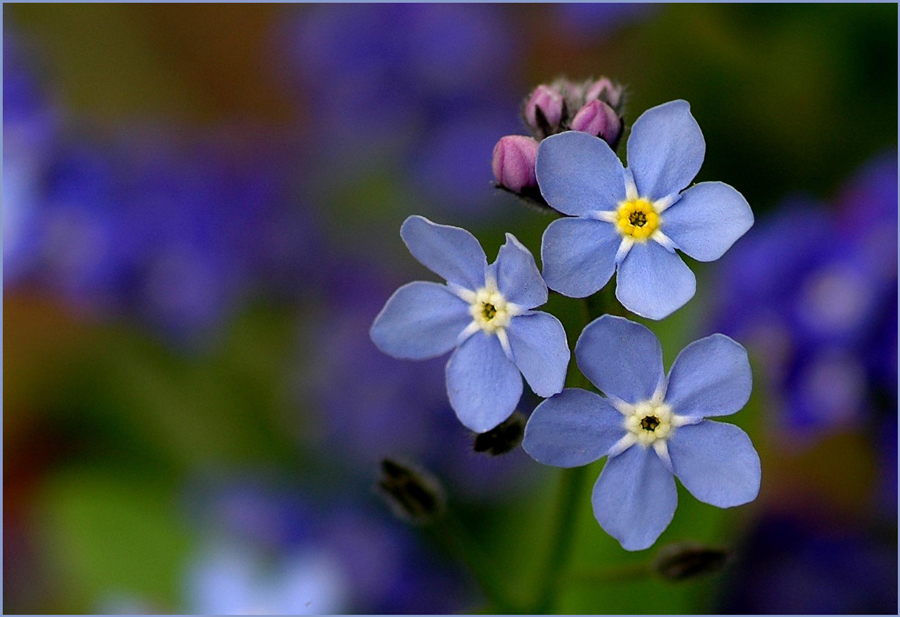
[{"x1": 3, "y1": 3, "x2": 897, "y2": 614}]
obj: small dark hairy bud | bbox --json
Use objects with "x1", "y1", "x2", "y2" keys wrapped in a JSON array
[
  {"x1": 376, "y1": 458, "x2": 445, "y2": 525},
  {"x1": 652, "y1": 542, "x2": 731, "y2": 581},
  {"x1": 473, "y1": 411, "x2": 526, "y2": 456}
]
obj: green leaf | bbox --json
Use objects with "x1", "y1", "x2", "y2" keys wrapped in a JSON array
[{"x1": 37, "y1": 467, "x2": 192, "y2": 612}]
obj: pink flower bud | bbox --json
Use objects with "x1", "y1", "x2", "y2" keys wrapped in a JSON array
[
  {"x1": 524, "y1": 85, "x2": 565, "y2": 134},
  {"x1": 585, "y1": 78, "x2": 624, "y2": 110},
  {"x1": 571, "y1": 100, "x2": 622, "y2": 147},
  {"x1": 553, "y1": 78, "x2": 583, "y2": 103},
  {"x1": 492, "y1": 135, "x2": 539, "y2": 193}
]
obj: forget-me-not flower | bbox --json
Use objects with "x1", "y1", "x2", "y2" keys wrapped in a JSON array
[
  {"x1": 537, "y1": 100, "x2": 754, "y2": 320},
  {"x1": 371, "y1": 216, "x2": 570, "y2": 433},
  {"x1": 523, "y1": 315, "x2": 761, "y2": 551}
]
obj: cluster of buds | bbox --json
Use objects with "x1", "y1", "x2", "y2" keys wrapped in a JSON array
[{"x1": 492, "y1": 77, "x2": 625, "y2": 208}]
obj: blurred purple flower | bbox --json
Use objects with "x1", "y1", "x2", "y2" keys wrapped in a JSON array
[
  {"x1": 554, "y1": 3, "x2": 658, "y2": 41},
  {"x1": 279, "y1": 4, "x2": 520, "y2": 218},
  {"x1": 3, "y1": 30, "x2": 61, "y2": 284},
  {"x1": 118, "y1": 127, "x2": 293, "y2": 343},
  {"x1": 285, "y1": 4, "x2": 514, "y2": 109},
  {"x1": 7, "y1": 108, "x2": 317, "y2": 345},
  {"x1": 413, "y1": 110, "x2": 520, "y2": 216},
  {"x1": 33, "y1": 140, "x2": 134, "y2": 310},
  {"x1": 781, "y1": 349, "x2": 868, "y2": 434},
  {"x1": 866, "y1": 288, "x2": 898, "y2": 394},
  {"x1": 718, "y1": 514, "x2": 897, "y2": 613},
  {"x1": 3, "y1": 29, "x2": 321, "y2": 343},
  {"x1": 186, "y1": 542, "x2": 350, "y2": 615},
  {"x1": 3, "y1": 29, "x2": 60, "y2": 150},
  {"x1": 835, "y1": 151, "x2": 898, "y2": 286},
  {"x1": 185, "y1": 478, "x2": 477, "y2": 613},
  {"x1": 709, "y1": 152, "x2": 898, "y2": 439},
  {"x1": 4, "y1": 153, "x2": 45, "y2": 285}
]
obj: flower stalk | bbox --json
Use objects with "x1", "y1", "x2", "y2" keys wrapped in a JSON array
[{"x1": 530, "y1": 290, "x2": 613, "y2": 613}]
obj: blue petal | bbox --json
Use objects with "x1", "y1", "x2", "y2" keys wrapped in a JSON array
[
  {"x1": 541, "y1": 217, "x2": 620, "y2": 298},
  {"x1": 370, "y1": 281, "x2": 471, "y2": 359},
  {"x1": 523, "y1": 388, "x2": 625, "y2": 468},
  {"x1": 507, "y1": 311, "x2": 570, "y2": 397},
  {"x1": 616, "y1": 240, "x2": 696, "y2": 320},
  {"x1": 665, "y1": 334, "x2": 753, "y2": 419},
  {"x1": 662, "y1": 182, "x2": 754, "y2": 262},
  {"x1": 400, "y1": 215, "x2": 487, "y2": 290},
  {"x1": 446, "y1": 331, "x2": 522, "y2": 432},
  {"x1": 495, "y1": 233, "x2": 547, "y2": 309},
  {"x1": 536, "y1": 131, "x2": 627, "y2": 217},
  {"x1": 668, "y1": 420, "x2": 761, "y2": 508},
  {"x1": 626, "y1": 100, "x2": 705, "y2": 201},
  {"x1": 575, "y1": 315, "x2": 665, "y2": 403},
  {"x1": 592, "y1": 445, "x2": 677, "y2": 551}
]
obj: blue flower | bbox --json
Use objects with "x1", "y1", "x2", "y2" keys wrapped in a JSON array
[
  {"x1": 537, "y1": 100, "x2": 754, "y2": 319},
  {"x1": 371, "y1": 215, "x2": 570, "y2": 433},
  {"x1": 523, "y1": 315, "x2": 760, "y2": 551}
]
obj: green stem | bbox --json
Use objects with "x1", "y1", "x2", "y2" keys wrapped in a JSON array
[
  {"x1": 531, "y1": 293, "x2": 599, "y2": 613},
  {"x1": 431, "y1": 514, "x2": 521, "y2": 613},
  {"x1": 532, "y1": 465, "x2": 590, "y2": 613},
  {"x1": 529, "y1": 286, "x2": 627, "y2": 613}
]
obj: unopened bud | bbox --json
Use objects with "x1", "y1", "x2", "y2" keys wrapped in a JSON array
[
  {"x1": 376, "y1": 458, "x2": 445, "y2": 525},
  {"x1": 584, "y1": 78, "x2": 624, "y2": 112},
  {"x1": 473, "y1": 411, "x2": 526, "y2": 456},
  {"x1": 571, "y1": 100, "x2": 623, "y2": 149},
  {"x1": 652, "y1": 543, "x2": 731, "y2": 581},
  {"x1": 492, "y1": 135, "x2": 539, "y2": 193},
  {"x1": 525, "y1": 85, "x2": 565, "y2": 137}
]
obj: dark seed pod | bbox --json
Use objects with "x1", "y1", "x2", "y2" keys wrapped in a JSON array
[
  {"x1": 652, "y1": 542, "x2": 731, "y2": 581},
  {"x1": 473, "y1": 411, "x2": 526, "y2": 456},
  {"x1": 376, "y1": 458, "x2": 446, "y2": 525}
]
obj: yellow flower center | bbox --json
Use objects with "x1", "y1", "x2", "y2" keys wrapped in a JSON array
[
  {"x1": 481, "y1": 302, "x2": 497, "y2": 321},
  {"x1": 616, "y1": 198, "x2": 659, "y2": 241},
  {"x1": 640, "y1": 415, "x2": 661, "y2": 431},
  {"x1": 469, "y1": 288, "x2": 511, "y2": 334},
  {"x1": 625, "y1": 401, "x2": 675, "y2": 445}
]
